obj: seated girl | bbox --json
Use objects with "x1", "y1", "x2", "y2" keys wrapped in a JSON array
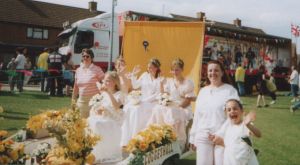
[
  {"x1": 121, "y1": 58, "x2": 163, "y2": 146},
  {"x1": 87, "y1": 71, "x2": 125, "y2": 163}
]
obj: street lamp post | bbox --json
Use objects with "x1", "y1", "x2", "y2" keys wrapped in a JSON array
[{"x1": 108, "y1": 0, "x2": 116, "y2": 71}]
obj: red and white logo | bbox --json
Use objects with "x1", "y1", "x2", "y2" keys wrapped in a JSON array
[{"x1": 92, "y1": 22, "x2": 108, "y2": 29}]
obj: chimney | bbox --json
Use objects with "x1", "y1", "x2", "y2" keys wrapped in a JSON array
[
  {"x1": 196, "y1": 12, "x2": 206, "y2": 21},
  {"x1": 89, "y1": 1, "x2": 97, "y2": 12},
  {"x1": 234, "y1": 18, "x2": 241, "y2": 27}
]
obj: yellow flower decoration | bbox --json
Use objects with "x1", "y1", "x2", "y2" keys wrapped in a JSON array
[{"x1": 126, "y1": 124, "x2": 177, "y2": 154}]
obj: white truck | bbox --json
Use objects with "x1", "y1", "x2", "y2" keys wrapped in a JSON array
[{"x1": 58, "y1": 13, "x2": 119, "y2": 69}]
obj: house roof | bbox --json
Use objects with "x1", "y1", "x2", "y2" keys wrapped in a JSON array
[
  {"x1": 170, "y1": 14, "x2": 265, "y2": 35},
  {"x1": 0, "y1": 0, "x2": 104, "y2": 28},
  {"x1": 170, "y1": 13, "x2": 290, "y2": 41}
]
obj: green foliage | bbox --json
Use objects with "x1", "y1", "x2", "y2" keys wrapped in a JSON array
[{"x1": 129, "y1": 150, "x2": 145, "y2": 165}]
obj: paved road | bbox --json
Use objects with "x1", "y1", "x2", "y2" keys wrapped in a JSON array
[{"x1": 1, "y1": 83, "x2": 41, "y2": 92}]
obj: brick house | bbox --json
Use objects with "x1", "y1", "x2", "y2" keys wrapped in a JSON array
[{"x1": 0, "y1": 0, "x2": 103, "y2": 66}]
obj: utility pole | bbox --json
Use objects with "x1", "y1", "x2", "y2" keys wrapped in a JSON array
[{"x1": 108, "y1": 0, "x2": 116, "y2": 71}]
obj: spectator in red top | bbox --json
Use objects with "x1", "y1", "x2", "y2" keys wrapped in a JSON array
[{"x1": 72, "y1": 48, "x2": 104, "y2": 118}]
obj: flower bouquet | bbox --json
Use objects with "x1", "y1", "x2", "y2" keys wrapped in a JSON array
[
  {"x1": 0, "y1": 130, "x2": 26, "y2": 164},
  {"x1": 88, "y1": 93, "x2": 104, "y2": 107},
  {"x1": 125, "y1": 124, "x2": 177, "y2": 165},
  {"x1": 26, "y1": 110, "x2": 65, "y2": 139},
  {"x1": 44, "y1": 107, "x2": 100, "y2": 165},
  {"x1": 157, "y1": 93, "x2": 172, "y2": 106},
  {"x1": 128, "y1": 90, "x2": 142, "y2": 105}
]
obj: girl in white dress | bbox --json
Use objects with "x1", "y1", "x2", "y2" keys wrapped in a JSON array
[
  {"x1": 189, "y1": 60, "x2": 239, "y2": 165},
  {"x1": 209, "y1": 99, "x2": 261, "y2": 165},
  {"x1": 87, "y1": 71, "x2": 125, "y2": 163},
  {"x1": 149, "y1": 58, "x2": 195, "y2": 150},
  {"x1": 121, "y1": 58, "x2": 163, "y2": 146}
]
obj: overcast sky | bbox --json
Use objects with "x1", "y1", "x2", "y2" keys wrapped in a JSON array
[{"x1": 36, "y1": 0, "x2": 300, "y2": 48}]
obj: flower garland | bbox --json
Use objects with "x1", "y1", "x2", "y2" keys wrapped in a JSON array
[
  {"x1": 26, "y1": 110, "x2": 65, "y2": 134},
  {"x1": 44, "y1": 107, "x2": 100, "y2": 165},
  {"x1": 0, "y1": 130, "x2": 25, "y2": 164},
  {"x1": 126, "y1": 124, "x2": 177, "y2": 165}
]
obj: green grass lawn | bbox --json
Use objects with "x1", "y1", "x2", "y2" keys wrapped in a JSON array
[
  {"x1": 0, "y1": 91, "x2": 70, "y2": 133},
  {"x1": 0, "y1": 90, "x2": 300, "y2": 165}
]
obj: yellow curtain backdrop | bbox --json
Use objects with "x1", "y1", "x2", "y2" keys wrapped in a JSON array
[{"x1": 122, "y1": 21, "x2": 205, "y2": 93}]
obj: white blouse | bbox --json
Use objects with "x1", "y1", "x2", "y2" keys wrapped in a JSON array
[
  {"x1": 189, "y1": 83, "x2": 239, "y2": 145},
  {"x1": 131, "y1": 72, "x2": 162, "y2": 102},
  {"x1": 164, "y1": 78, "x2": 195, "y2": 103}
]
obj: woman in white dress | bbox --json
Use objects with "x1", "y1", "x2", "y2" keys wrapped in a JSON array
[
  {"x1": 189, "y1": 60, "x2": 239, "y2": 165},
  {"x1": 121, "y1": 58, "x2": 163, "y2": 146},
  {"x1": 87, "y1": 71, "x2": 125, "y2": 163},
  {"x1": 148, "y1": 58, "x2": 195, "y2": 150}
]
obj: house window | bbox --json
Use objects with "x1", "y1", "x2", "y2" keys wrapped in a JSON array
[{"x1": 27, "y1": 27, "x2": 49, "y2": 39}]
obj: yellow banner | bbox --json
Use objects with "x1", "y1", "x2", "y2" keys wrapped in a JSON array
[{"x1": 122, "y1": 21, "x2": 205, "y2": 92}]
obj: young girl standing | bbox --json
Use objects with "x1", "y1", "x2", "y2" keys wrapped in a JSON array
[{"x1": 209, "y1": 99, "x2": 261, "y2": 165}]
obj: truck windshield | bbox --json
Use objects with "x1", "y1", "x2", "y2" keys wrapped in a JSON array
[
  {"x1": 74, "y1": 31, "x2": 94, "y2": 54},
  {"x1": 57, "y1": 27, "x2": 77, "y2": 47},
  {"x1": 58, "y1": 37, "x2": 70, "y2": 47}
]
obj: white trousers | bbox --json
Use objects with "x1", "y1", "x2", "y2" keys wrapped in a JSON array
[
  {"x1": 196, "y1": 142, "x2": 224, "y2": 165},
  {"x1": 77, "y1": 95, "x2": 92, "y2": 118}
]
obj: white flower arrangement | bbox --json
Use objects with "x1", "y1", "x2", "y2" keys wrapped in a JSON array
[
  {"x1": 128, "y1": 90, "x2": 142, "y2": 105},
  {"x1": 32, "y1": 142, "x2": 51, "y2": 159},
  {"x1": 157, "y1": 93, "x2": 171, "y2": 106},
  {"x1": 89, "y1": 93, "x2": 104, "y2": 107}
]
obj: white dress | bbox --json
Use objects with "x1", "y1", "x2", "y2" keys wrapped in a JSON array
[
  {"x1": 216, "y1": 121, "x2": 259, "y2": 165},
  {"x1": 87, "y1": 91, "x2": 125, "y2": 163},
  {"x1": 148, "y1": 78, "x2": 195, "y2": 148},
  {"x1": 121, "y1": 72, "x2": 162, "y2": 146}
]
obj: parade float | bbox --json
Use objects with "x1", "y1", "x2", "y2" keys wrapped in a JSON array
[{"x1": 1, "y1": 104, "x2": 184, "y2": 165}]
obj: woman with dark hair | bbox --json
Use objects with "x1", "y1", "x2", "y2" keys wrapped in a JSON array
[
  {"x1": 121, "y1": 58, "x2": 164, "y2": 146},
  {"x1": 190, "y1": 60, "x2": 239, "y2": 165},
  {"x1": 72, "y1": 48, "x2": 104, "y2": 118}
]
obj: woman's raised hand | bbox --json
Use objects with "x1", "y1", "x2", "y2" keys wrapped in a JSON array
[{"x1": 96, "y1": 82, "x2": 107, "y2": 93}]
